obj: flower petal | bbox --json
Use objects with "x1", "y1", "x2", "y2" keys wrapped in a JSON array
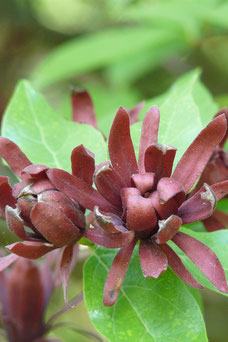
[
  {"x1": 138, "y1": 106, "x2": 160, "y2": 172},
  {"x1": 121, "y1": 188, "x2": 157, "y2": 231},
  {"x1": 108, "y1": 107, "x2": 138, "y2": 186},
  {"x1": 139, "y1": 239, "x2": 168, "y2": 278},
  {"x1": 211, "y1": 180, "x2": 228, "y2": 200},
  {"x1": 84, "y1": 226, "x2": 135, "y2": 248},
  {"x1": 0, "y1": 177, "x2": 16, "y2": 218},
  {"x1": 71, "y1": 88, "x2": 98, "y2": 128},
  {"x1": 31, "y1": 202, "x2": 82, "y2": 247},
  {"x1": 103, "y1": 239, "x2": 137, "y2": 306},
  {"x1": 94, "y1": 163, "x2": 124, "y2": 210},
  {"x1": 172, "y1": 232, "x2": 228, "y2": 293},
  {"x1": 94, "y1": 206, "x2": 127, "y2": 233},
  {"x1": 47, "y1": 168, "x2": 119, "y2": 214},
  {"x1": 6, "y1": 206, "x2": 31, "y2": 240},
  {"x1": 131, "y1": 172, "x2": 155, "y2": 195},
  {"x1": 128, "y1": 101, "x2": 145, "y2": 124},
  {"x1": 6, "y1": 241, "x2": 56, "y2": 259},
  {"x1": 0, "y1": 137, "x2": 32, "y2": 178},
  {"x1": 178, "y1": 184, "x2": 216, "y2": 224},
  {"x1": 71, "y1": 144, "x2": 95, "y2": 186},
  {"x1": 155, "y1": 215, "x2": 182, "y2": 244},
  {"x1": 157, "y1": 177, "x2": 186, "y2": 206},
  {"x1": 203, "y1": 210, "x2": 228, "y2": 232},
  {"x1": 160, "y1": 243, "x2": 203, "y2": 289},
  {"x1": 172, "y1": 114, "x2": 227, "y2": 192},
  {"x1": 144, "y1": 143, "x2": 177, "y2": 181},
  {"x1": 60, "y1": 245, "x2": 78, "y2": 306},
  {"x1": 21, "y1": 164, "x2": 49, "y2": 179},
  {"x1": 215, "y1": 107, "x2": 228, "y2": 148},
  {"x1": 150, "y1": 191, "x2": 178, "y2": 220},
  {"x1": 0, "y1": 253, "x2": 19, "y2": 272}
]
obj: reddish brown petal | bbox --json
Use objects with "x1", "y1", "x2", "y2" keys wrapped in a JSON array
[
  {"x1": 103, "y1": 239, "x2": 137, "y2": 306},
  {"x1": 60, "y1": 245, "x2": 78, "y2": 306},
  {"x1": 6, "y1": 206, "x2": 29, "y2": 240},
  {"x1": 139, "y1": 240, "x2": 168, "y2": 278},
  {"x1": 108, "y1": 107, "x2": 138, "y2": 186},
  {"x1": 155, "y1": 215, "x2": 182, "y2": 244},
  {"x1": 31, "y1": 202, "x2": 82, "y2": 247},
  {"x1": 0, "y1": 177, "x2": 16, "y2": 218},
  {"x1": 138, "y1": 106, "x2": 160, "y2": 173},
  {"x1": 178, "y1": 184, "x2": 216, "y2": 224},
  {"x1": 6, "y1": 241, "x2": 56, "y2": 259},
  {"x1": 160, "y1": 244, "x2": 203, "y2": 289},
  {"x1": 0, "y1": 254, "x2": 19, "y2": 272},
  {"x1": 121, "y1": 188, "x2": 157, "y2": 231},
  {"x1": 71, "y1": 88, "x2": 98, "y2": 128},
  {"x1": 172, "y1": 114, "x2": 227, "y2": 192},
  {"x1": 84, "y1": 226, "x2": 135, "y2": 248},
  {"x1": 157, "y1": 177, "x2": 185, "y2": 206},
  {"x1": 71, "y1": 145, "x2": 95, "y2": 186},
  {"x1": 131, "y1": 173, "x2": 155, "y2": 195},
  {"x1": 203, "y1": 210, "x2": 228, "y2": 232},
  {"x1": 47, "y1": 168, "x2": 119, "y2": 214},
  {"x1": 172, "y1": 232, "x2": 228, "y2": 293},
  {"x1": 0, "y1": 137, "x2": 32, "y2": 178},
  {"x1": 8, "y1": 259, "x2": 44, "y2": 338},
  {"x1": 94, "y1": 206, "x2": 127, "y2": 233},
  {"x1": 145, "y1": 143, "x2": 177, "y2": 181},
  {"x1": 150, "y1": 191, "x2": 178, "y2": 220},
  {"x1": 21, "y1": 164, "x2": 49, "y2": 179},
  {"x1": 94, "y1": 163, "x2": 124, "y2": 210},
  {"x1": 128, "y1": 101, "x2": 145, "y2": 124},
  {"x1": 211, "y1": 180, "x2": 228, "y2": 200},
  {"x1": 38, "y1": 190, "x2": 85, "y2": 229},
  {"x1": 215, "y1": 107, "x2": 228, "y2": 148}
]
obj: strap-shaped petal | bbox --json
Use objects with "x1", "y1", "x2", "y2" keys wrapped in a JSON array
[
  {"x1": 6, "y1": 206, "x2": 31, "y2": 240},
  {"x1": 0, "y1": 254, "x2": 19, "y2": 272},
  {"x1": 145, "y1": 143, "x2": 177, "y2": 181},
  {"x1": 84, "y1": 226, "x2": 135, "y2": 248},
  {"x1": 203, "y1": 210, "x2": 228, "y2": 232},
  {"x1": 139, "y1": 240, "x2": 168, "y2": 278},
  {"x1": 71, "y1": 144, "x2": 95, "y2": 186},
  {"x1": 103, "y1": 239, "x2": 137, "y2": 306},
  {"x1": 0, "y1": 177, "x2": 16, "y2": 218},
  {"x1": 155, "y1": 215, "x2": 182, "y2": 244},
  {"x1": 71, "y1": 88, "x2": 97, "y2": 128},
  {"x1": 172, "y1": 114, "x2": 227, "y2": 192},
  {"x1": 211, "y1": 180, "x2": 228, "y2": 200},
  {"x1": 138, "y1": 106, "x2": 160, "y2": 172},
  {"x1": 94, "y1": 163, "x2": 124, "y2": 210},
  {"x1": 150, "y1": 191, "x2": 178, "y2": 220},
  {"x1": 160, "y1": 244, "x2": 203, "y2": 289},
  {"x1": 128, "y1": 101, "x2": 144, "y2": 124},
  {"x1": 157, "y1": 177, "x2": 185, "y2": 205},
  {"x1": 172, "y1": 232, "x2": 228, "y2": 293},
  {"x1": 0, "y1": 137, "x2": 32, "y2": 178},
  {"x1": 178, "y1": 184, "x2": 216, "y2": 224},
  {"x1": 108, "y1": 107, "x2": 138, "y2": 186},
  {"x1": 215, "y1": 107, "x2": 228, "y2": 148},
  {"x1": 94, "y1": 206, "x2": 127, "y2": 233},
  {"x1": 121, "y1": 188, "x2": 157, "y2": 231},
  {"x1": 31, "y1": 202, "x2": 82, "y2": 247},
  {"x1": 47, "y1": 168, "x2": 119, "y2": 214},
  {"x1": 21, "y1": 164, "x2": 49, "y2": 179},
  {"x1": 6, "y1": 241, "x2": 56, "y2": 259}
]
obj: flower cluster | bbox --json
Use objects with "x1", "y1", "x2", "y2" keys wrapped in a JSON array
[{"x1": 0, "y1": 98, "x2": 228, "y2": 307}]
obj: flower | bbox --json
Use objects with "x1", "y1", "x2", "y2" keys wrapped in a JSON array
[
  {"x1": 48, "y1": 106, "x2": 228, "y2": 306},
  {"x1": 190, "y1": 107, "x2": 228, "y2": 231},
  {"x1": 0, "y1": 138, "x2": 90, "y2": 302},
  {"x1": 0, "y1": 257, "x2": 55, "y2": 342}
]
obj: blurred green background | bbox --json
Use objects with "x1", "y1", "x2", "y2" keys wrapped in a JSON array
[{"x1": 0, "y1": 0, "x2": 228, "y2": 341}]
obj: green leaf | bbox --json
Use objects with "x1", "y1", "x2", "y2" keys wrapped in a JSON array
[
  {"x1": 131, "y1": 70, "x2": 218, "y2": 167},
  {"x1": 84, "y1": 247, "x2": 208, "y2": 342},
  {"x1": 30, "y1": 27, "x2": 178, "y2": 89},
  {"x1": 169, "y1": 228, "x2": 228, "y2": 296},
  {"x1": 1, "y1": 80, "x2": 107, "y2": 171}
]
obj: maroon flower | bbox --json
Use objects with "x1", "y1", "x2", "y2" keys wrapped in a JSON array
[
  {"x1": 0, "y1": 138, "x2": 90, "y2": 302},
  {"x1": 190, "y1": 107, "x2": 228, "y2": 231},
  {"x1": 0, "y1": 257, "x2": 55, "y2": 342},
  {"x1": 48, "y1": 106, "x2": 228, "y2": 305}
]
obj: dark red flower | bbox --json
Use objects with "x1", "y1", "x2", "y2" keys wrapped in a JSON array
[
  {"x1": 48, "y1": 106, "x2": 228, "y2": 306},
  {"x1": 0, "y1": 257, "x2": 55, "y2": 342},
  {"x1": 190, "y1": 107, "x2": 228, "y2": 231}
]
